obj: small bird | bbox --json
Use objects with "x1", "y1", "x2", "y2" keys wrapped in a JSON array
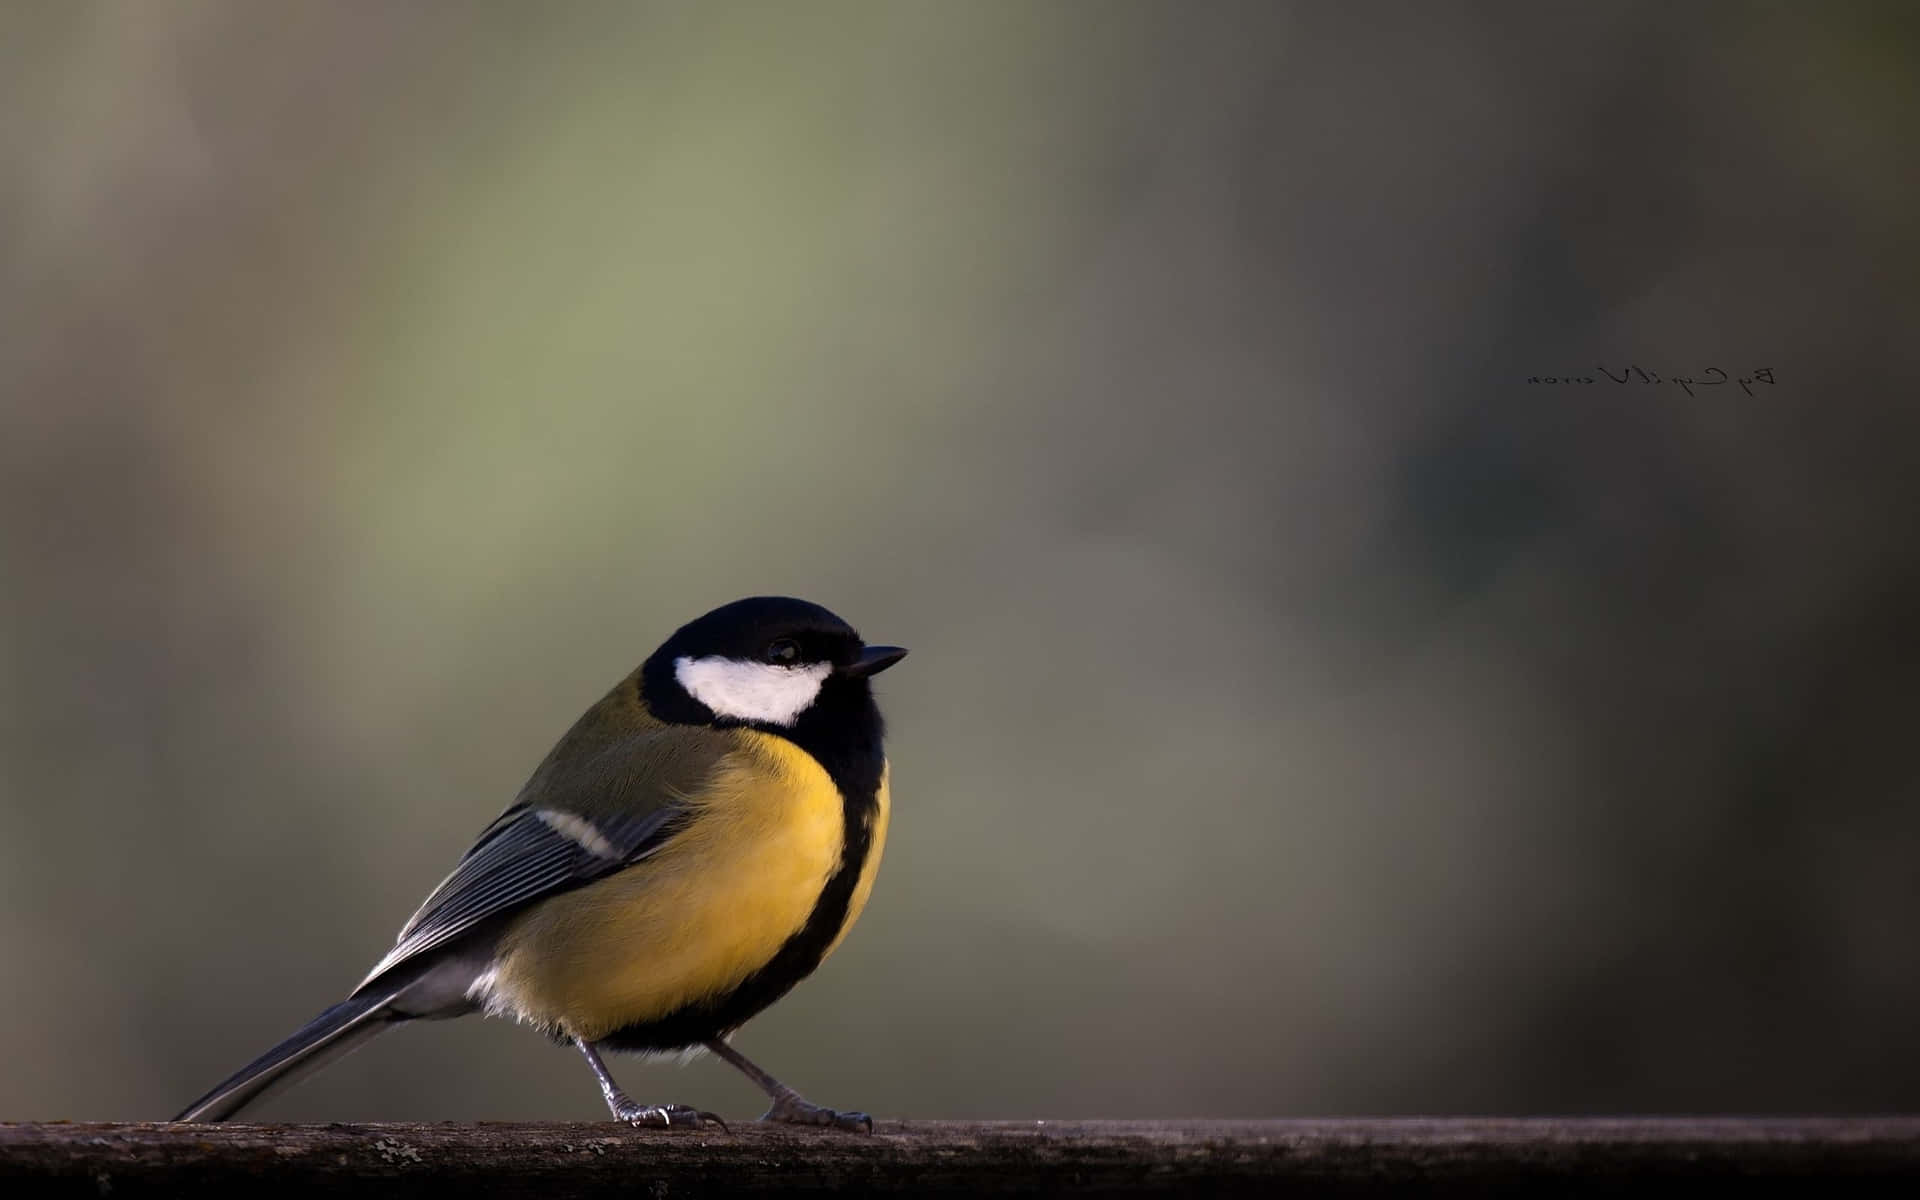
[{"x1": 174, "y1": 596, "x2": 905, "y2": 1130}]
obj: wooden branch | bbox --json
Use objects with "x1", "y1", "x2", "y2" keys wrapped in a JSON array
[{"x1": 4, "y1": 1119, "x2": 1917, "y2": 1195}]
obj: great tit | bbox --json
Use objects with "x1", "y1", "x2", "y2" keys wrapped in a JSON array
[{"x1": 174, "y1": 596, "x2": 906, "y2": 1131}]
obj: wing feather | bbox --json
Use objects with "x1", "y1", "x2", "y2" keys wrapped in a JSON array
[{"x1": 353, "y1": 725, "x2": 733, "y2": 993}]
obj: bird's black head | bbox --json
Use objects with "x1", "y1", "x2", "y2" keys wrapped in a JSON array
[{"x1": 639, "y1": 596, "x2": 907, "y2": 733}]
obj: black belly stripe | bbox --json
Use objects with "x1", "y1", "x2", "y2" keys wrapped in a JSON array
[{"x1": 599, "y1": 677, "x2": 886, "y2": 1052}]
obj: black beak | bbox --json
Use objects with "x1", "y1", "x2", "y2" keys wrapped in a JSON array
[{"x1": 841, "y1": 644, "x2": 908, "y2": 678}]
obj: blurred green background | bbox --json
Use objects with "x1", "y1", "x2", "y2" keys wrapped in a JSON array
[{"x1": 3, "y1": 1, "x2": 1917, "y2": 1122}]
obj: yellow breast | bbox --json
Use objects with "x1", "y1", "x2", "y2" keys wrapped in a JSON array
[{"x1": 487, "y1": 731, "x2": 848, "y2": 1041}]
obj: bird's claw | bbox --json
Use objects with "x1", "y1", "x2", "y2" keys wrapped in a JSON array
[
  {"x1": 615, "y1": 1101, "x2": 728, "y2": 1131},
  {"x1": 759, "y1": 1097, "x2": 873, "y2": 1133}
]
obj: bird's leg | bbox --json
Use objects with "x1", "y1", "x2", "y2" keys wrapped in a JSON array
[
  {"x1": 703, "y1": 1037, "x2": 872, "y2": 1132},
  {"x1": 574, "y1": 1037, "x2": 725, "y2": 1130}
]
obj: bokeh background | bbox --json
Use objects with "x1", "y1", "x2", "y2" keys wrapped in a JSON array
[{"x1": 4, "y1": 0, "x2": 1917, "y2": 1122}]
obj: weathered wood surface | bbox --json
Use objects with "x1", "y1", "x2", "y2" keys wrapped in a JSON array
[{"x1": 4, "y1": 1119, "x2": 1918, "y2": 1196}]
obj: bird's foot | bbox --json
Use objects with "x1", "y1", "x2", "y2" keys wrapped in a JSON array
[
  {"x1": 613, "y1": 1100, "x2": 728, "y2": 1131},
  {"x1": 759, "y1": 1095, "x2": 873, "y2": 1133}
]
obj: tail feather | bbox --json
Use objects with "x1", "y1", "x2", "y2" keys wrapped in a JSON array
[{"x1": 173, "y1": 992, "x2": 401, "y2": 1122}]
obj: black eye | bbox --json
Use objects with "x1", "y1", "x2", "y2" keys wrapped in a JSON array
[{"x1": 764, "y1": 638, "x2": 800, "y2": 665}]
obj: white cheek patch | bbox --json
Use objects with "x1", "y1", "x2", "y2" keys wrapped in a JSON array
[{"x1": 674, "y1": 655, "x2": 831, "y2": 726}]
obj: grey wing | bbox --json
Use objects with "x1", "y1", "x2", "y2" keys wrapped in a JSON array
[
  {"x1": 351, "y1": 725, "x2": 737, "y2": 994},
  {"x1": 352, "y1": 801, "x2": 682, "y2": 993}
]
